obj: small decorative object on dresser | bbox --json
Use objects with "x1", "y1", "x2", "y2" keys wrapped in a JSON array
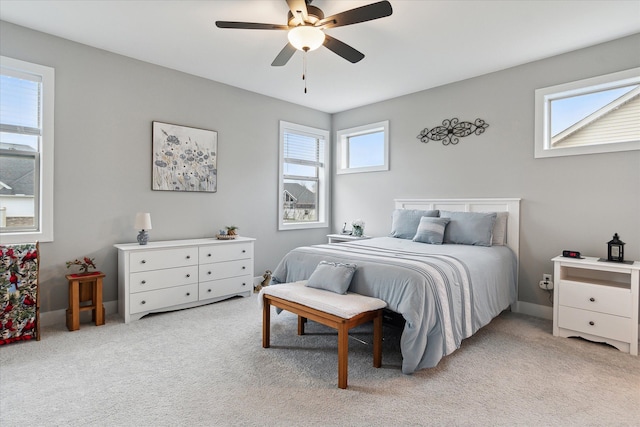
[
  {"x1": 607, "y1": 233, "x2": 625, "y2": 263},
  {"x1": 216, "y1": 225, "x2": 238, "y2": 240},
  {"x1": 552, "y1": 255, "x2": 639, "y2": 356},
  {"x1": 114, "y1": 237, "x2": 255, "y2": 323},
  {"x1": 134, "y1": 212, "x2": 152, "y2": 245}
]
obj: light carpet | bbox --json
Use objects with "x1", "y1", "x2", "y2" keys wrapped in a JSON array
[{"x1": 1, "y1": 294, "x2": 638, "y2": 426}]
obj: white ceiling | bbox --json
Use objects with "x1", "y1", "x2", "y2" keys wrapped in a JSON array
[{"x1": 1, "y1": 0, "x2": 639, "y2": 113}]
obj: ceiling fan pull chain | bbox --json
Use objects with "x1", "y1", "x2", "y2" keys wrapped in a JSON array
[{"x1": 303, "y1": 50, "x2": 307, "y2": 94}]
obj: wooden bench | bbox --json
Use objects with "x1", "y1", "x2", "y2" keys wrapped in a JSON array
[{"x1": 261, "y1": 281, "x2": 387, "y2": 389}]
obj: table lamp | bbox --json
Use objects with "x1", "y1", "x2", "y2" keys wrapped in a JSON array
[{"x1": 135, "y1": 212, "x2": 152, "y2": 245}]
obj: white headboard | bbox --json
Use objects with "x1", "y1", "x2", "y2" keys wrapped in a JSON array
[{"x1": 394, "y1": 198, "x2": 521, "y2": 260}]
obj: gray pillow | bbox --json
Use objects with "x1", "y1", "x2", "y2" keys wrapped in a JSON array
[
  {"x1": 390, "y1": 209, "x2": 439, "y2": 239},
  {"x1": 305, "y1": 261, "x2": 358, "y2": 294},
  {"x1": 440, "y1": 211, "x2": 497, "y2": 246},
  {"x1": 413, "y1": 217, "x2": 450, "y2": 244}
]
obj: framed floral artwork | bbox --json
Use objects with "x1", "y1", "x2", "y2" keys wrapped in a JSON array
[{"x1": 152, "y1": 121, "x2": 217, "y2": 192}]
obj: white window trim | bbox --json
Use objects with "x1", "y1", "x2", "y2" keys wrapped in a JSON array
[
  {"x1": 0, "y1": 56, "x2": 54, "y2": 243},
  {"x1": 336, "y1": 120, "x2": 389, "y2": 174},
  {"x1": 534, "y1": 67, "x2": 640, "y2": 159},
  {"x1": 278, "y1": 121, "x2": 330, "y2": 231}
]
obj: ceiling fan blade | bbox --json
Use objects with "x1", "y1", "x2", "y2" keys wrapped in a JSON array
[
  {"x1": 271, "y1": 43, "x2": 297, "y2": 66},
  {"x1": 215, "y1": 21, "x2": 289, "y2": 30},
  {"x1": 323, "y1": 34, "x2": 365, "y2": 64},
  {"x1": 286, "y1": 0, "x2": 309, "y2": 25},
  {"x1": 317, "y1": 1, "x2": 393, "y2": 29}
]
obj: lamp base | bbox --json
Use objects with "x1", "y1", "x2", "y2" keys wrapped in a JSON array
[{"x1": 137, "y1": 230, "x2": 149, "y2": 245}]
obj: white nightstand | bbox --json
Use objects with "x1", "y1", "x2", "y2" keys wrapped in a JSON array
[
  {"x1": 552, "y1": 255, "x2": 639, "y2": 355},
  {"x1": 327, "y1": 234, "x2": 372, "y2": 244}
]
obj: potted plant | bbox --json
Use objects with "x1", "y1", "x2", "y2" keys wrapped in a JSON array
[{"x1": 225, "y1": 226, "x2": 238, "y2": 236}]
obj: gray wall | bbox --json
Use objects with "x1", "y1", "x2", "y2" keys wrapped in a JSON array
[
  {"x1": 331, "y1": 33, "x2": 640, "y2": 308},
  {"x1": 0, "y1": 21, "x2": 331, "y2": 313},
  {"x1": 2, "y1": 20, "x2": 638, "y2": 314}
]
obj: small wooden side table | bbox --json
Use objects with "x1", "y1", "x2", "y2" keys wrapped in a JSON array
[{"x1": 66, "y1": 272, "x2": 105, "y2": 331}]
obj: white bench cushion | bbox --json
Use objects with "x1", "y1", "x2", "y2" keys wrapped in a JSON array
[{"x1": 259, "y1": 281, "x2": 387, "y2": 319}]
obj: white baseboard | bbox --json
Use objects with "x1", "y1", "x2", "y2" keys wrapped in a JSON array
[
  {"x1": 40, "y1": 300, "x2": 118, "y2": 327},
  {"x1": 40, "y1": 298, "x2": 556, "y2": 327},
  {"x1": 511, "y1": 300, "x2": 553, "y2": 320}
]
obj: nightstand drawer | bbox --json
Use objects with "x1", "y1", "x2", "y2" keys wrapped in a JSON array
[
  {"x1": 559, "y1": 280, "x2": 631, "y2": 317},
  {"x1": 130, "y1": 284, "x2": 198, "y2": 314},
  {"x1": 558, "y1": 306, "x2": 631, "y2": 342},
  {"x1": 129, "y1": 265, "x2": 198, "y2": 293}
]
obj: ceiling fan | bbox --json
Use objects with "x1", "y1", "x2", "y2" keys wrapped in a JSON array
[{"x1": 215, "y1": 0, "x2": 393, "y2": 66}]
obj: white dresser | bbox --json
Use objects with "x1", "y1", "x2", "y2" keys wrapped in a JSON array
[
  {"x1": 552, "y1": 256, "x2": 639, "y2": 355},
  {"x1": 115, "y1": 237, "x2": 255, "y2": 323}
]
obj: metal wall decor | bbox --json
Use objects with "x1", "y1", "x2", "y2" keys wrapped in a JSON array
[{"x1": 416, "y1": 118, "x2": 489, "y2": 146}]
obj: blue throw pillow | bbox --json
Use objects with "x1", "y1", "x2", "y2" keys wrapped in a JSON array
[
  {"x1": 305, "y1": 261, "x2": 358, "y2": 294},
  {"x1": 413, "y1": 217, "x2": 450, "y2": 244},
  {"x1": 440, "y1": 211, "x2": 497, "y2": 246},
  {"x1": 390, "y1": 209, "x2": 439, "y2": 239}
]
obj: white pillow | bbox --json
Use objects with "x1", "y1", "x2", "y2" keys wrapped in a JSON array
[{"x1": 491, "y1": 212, "x2": 508, "y2": 246}]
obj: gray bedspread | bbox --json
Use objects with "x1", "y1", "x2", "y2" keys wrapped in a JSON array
[{"x1": 271, "y1": 237, "x2": 517, "y2": 374}]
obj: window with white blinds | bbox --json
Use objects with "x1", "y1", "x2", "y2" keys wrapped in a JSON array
[
  {"x1": 0, "y1": 56, "x2": 54, "y2": 242},
  {"x1": 279, "y1": 121, "x2": 329, "y2": 230}
]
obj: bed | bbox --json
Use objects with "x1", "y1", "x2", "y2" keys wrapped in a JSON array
[{"x1": 270, "y1": 198, "x2": 521, "y2": 374}]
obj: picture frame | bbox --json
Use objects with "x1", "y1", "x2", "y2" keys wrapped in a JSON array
[{"x1": 152, "y1": 121, "x2": 217, "y2": 192}]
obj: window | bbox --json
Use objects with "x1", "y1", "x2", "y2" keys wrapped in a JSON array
[
  {"x1": 0, "y1": 56, "x2": 54, "y2": 243},
  {"x1": 279, "y1": 121, "x2": 329, "y2": 230},
  {"x1": 535, "y1": 67, "x2": 640, "y2": 158},
  {"x1": 336, "y1": 120, "x2": 389, "y2": 174}
]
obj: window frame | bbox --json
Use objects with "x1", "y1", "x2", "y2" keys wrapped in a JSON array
[
  {"x1": 0, "y1": 56, "x2": 54, "y2": 243},
  {"x1": 278, "y1": 121, "x2": 330, "y2": 231},
  {"x1": 534, "y1": 67, "x2": 640, "y2": 158},
  {"x1": 336, "y1": 120, "x2": 389, "y2": 174}
]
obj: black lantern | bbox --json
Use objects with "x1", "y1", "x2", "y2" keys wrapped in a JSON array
[{"x1": 607, "y1": 233, "x2": 625, "y2": 262}]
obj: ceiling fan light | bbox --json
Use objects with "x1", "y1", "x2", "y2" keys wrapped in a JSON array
[{"x1": 288, "y1": 26, "x2": 325, "y2": 51}]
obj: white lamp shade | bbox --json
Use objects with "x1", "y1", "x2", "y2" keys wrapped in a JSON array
[
  {"x1": 287, "y1": 26, "x2": 325, "y2": 51},
  {"x1": 134, "y1": 212, "x2": 152, "y2": 230}
]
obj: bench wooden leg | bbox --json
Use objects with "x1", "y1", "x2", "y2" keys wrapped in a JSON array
[
  {"x1": 338, "y1": 322, "x2": 349, "y2": 389},
  {"x1": 263, "y1": 297, "x2": 271, "y2": 348},
  {"x1": 298, "y1": 316, "x2": 306, "y2": 335},
  {"x1": 373, "y1": 311, "x2": 382, "y2": 368}
]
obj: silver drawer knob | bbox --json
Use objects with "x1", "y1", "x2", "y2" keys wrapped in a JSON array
[
  {"x1": 141, "y1": 280, "x2": 146, "y2": 284},
  {"x1": 207, "y1": 253, "x2": 212, "y2": 257},
  {"x1": 242, "y1": 283, "x2": 246, "y2": 286},
  {"x1": 186, "y1": 292, "x2": 190, "y2": 296},
  {"x1": 186, "y1": 274, "x2": 190, "y2": 278},
  {"x1": 242, "y1": 266, "x2": 246, "y2": 270},
  {"x1": 589, "y1": 297, "x2": 595, "y2": 302},
  {"x1": 242, "y1": 249, "x2": 246, "y2": 253},
  {"x1": 589, "y1": 321, "x2": 595, "y2": 326},
  {"x1": 186, "y1": 255, "x2": 191, "y2": 259},
  {"x1": 207, "y1": 289, "x2": 212, "y2": 293},
  {"x1": 208, "y1": 271, "x2": 212, "y2": 275},
  {"x1": 141, "y1": 300, "x2": 146, "y2": 305},
  {"x1": 141, "y1": 260, "x2": 146, "y2": 264}
]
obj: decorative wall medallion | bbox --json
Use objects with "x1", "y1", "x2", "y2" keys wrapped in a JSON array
[{"x1": 416, "y1": 118, "x2": 489, "y2": 146}]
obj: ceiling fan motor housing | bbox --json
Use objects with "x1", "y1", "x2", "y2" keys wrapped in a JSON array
[{"x1": 287, "y1": 5, "x2": 324, "y2": 26}]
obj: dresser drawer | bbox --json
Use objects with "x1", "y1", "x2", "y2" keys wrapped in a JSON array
[
  {"x1": 558, "y1": 306, "x2": 631, "y2": 342},
  {"x1": 129, "y1": 265, "x2": 198, "y2": 293},
  {"x1": 199, "y1": 243, "x2": 253, "y2": 264},
  {"x1": 559, "y1": 280, "x2": 631, "y2": 317},
  {"x1": 199, "y1": 259, "x2": 252, "y2": 280},
  {"x1": 199, "y1": 276, "x2": 252, "y2": 300},
  {"x1": 129, "y1": 284, "x2": 198, "y2": 314},
  {"x1": 130, "y1": 247, "x2": 198, "y2": 273}
]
